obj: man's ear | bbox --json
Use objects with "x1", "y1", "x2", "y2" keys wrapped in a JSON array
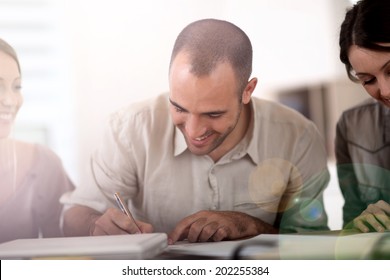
[{"x1": 242, "y1": 77, "x2": 257, "y2": 104}]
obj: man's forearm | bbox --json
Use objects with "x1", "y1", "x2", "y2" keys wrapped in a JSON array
[{"x1": 63, "y1": 205, "x2": 101, "y2": 236}]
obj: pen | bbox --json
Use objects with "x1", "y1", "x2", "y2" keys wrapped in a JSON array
[{"x1": 114, "y1": 192, "x2": 142, "y2": 233}]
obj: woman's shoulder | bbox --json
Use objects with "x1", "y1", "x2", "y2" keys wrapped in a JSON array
[
  {"x1": 15, "y1": 141, "x2": 62, "y2": 168},
  {"x1": 339, "y1": 98, "x2": 383, "y2": 125}
]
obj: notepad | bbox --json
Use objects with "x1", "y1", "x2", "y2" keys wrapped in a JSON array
[
  {"x1": 0, "y1": 233, "x2": 167, "y2": 260},
  {"x1": 166, "y1": 232, "x2": 390, "y2": 260}
]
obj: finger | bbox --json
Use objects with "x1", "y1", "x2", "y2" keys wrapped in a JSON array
[
  {"x1": 113, "y1": 216, "x2": 142, "y2": 234},
  {"x1": 94, "y1": 215, "x2": 131, "y2": 235},
  {"x1": 373, "y1": 209, "x2": 390, "y2": 231},
  {"x1": 375, "y1": 213, "x2": 390, "y2": 231},
  {"x1": 168, "y1": 223, "x2": 191, "y2": 244},
  {"x1": 197, "y1": 221, "x2": 219, "y2": 242},
  {"x1": 365, "y1": 214, "x2": 386, "y2": 232},
  {"x1": 187, "y1": 218, "x2": 211, "y2": 242},
  {"x1": 169, "y1": 214, "x2": 202, "y2": 244},
  {"x1": 98, "y1": 208, "x2": 137, "y2": 235},
  {"x1": 91, "y1": 225, "x2": 109, "y2": 236},
  {"x1": 353, "y1": 217, "x2": 369, "y2": 233},
  {"x1": 211, "y1": 227, "x2": 229, "y2": 242},
  {"x1": 363, "y1": 205, "x2": 389, "y2": 232},
  {"x1": 138, "y1": 222, "x2": 154, "y2": 233},
  {"x1": 376, "y1": 200, "x2": 390, "y2": 215}
]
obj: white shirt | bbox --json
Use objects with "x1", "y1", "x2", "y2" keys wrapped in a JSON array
[{"x1": 61, "y1": 93, "x2": 330, "y2": 233}]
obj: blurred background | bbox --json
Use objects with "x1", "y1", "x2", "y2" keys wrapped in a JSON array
[{"x1": 0, "y1": 0, "x2": 368, "y2": 229}]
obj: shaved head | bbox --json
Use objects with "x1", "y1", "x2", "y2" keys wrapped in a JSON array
[{"x1": 169, "y1": 19, "x2": 253, "y2": 93}]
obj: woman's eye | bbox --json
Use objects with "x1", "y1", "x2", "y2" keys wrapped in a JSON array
[{"x1": 362, "y1": 78, "x2": 375, "y2": 85}]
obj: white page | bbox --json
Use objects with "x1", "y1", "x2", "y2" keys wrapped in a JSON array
[
  {"x1": 166, "y1": 234, "x2": 278, "y2": 259},
  {"x1": 0, "y1": 233, "x2": 168, "y2": 260},
  {"x1": 166, "y1": 232, "x2": 390, "y2": 260}
]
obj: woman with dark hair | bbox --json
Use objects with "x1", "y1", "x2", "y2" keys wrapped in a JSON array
[
  {"x1": 336, "y1": 0, "x2": 390, "y2": 232},
  {"x1": 0, "y1": 38, "x2": 74, "y2": 243}
]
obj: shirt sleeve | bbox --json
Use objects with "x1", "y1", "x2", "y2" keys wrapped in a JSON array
[
  {"x1": 276, "y1": 122, "x2": 330, "y2": 232},
  {"x1": 61, "y1": 110, "x2": 139, "y2": 213}
]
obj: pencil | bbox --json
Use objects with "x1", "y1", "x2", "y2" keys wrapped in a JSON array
[{"x1": 114, "y1": 192, "x2": 142, "y2": 233}]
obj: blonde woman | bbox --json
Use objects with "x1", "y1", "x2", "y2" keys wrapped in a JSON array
[{"x1": 0, "y1": 38, "x2": 74, "y2": 243}]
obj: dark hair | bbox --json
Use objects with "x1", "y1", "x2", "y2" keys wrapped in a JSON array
[
  {"x1": 169, "y1": 19, "x2": 252, "y2": 94},
  {"x1": 339, "y1": 0, "x2": 390, "y2": 81},
  {"x1": 0, "y1": 38, "x2": 21, "y2": 74}
]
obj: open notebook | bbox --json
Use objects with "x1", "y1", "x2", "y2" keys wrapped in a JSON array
[
  {"x1": 0, "y1": 233, "x2": 168, "y2": 260},
  {"x1": 167, "y1": 231, "x2": 390, "y2": 260}
]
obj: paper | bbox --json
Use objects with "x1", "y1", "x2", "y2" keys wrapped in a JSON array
[
  {"x1": 166, "y1": 234, "x2": 278, "y2": 259},
  {"x1": 0, "y1": 233, "x2": 168, "y2": 260},
  {"x1": 165, "y1": 232, "x2": 390, "y2": 260}
]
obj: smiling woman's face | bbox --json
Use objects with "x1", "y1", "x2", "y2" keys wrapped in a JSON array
[
  {"x1": 348, "y1": 44, "x2": 390, "y2": 107},
  {"x1": 0, "y1": 51, "x2": 23, "y2": 138}
]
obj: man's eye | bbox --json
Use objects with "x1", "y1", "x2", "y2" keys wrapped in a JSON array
[
  {"x1": 174, "y1": 107, "x2": 184, "y2": 113},
  {"x1": 208, "y1": 113, "x2": 222, "y2": 118}
]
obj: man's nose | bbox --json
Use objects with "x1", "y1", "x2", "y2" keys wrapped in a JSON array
[{"x1": 185, "y1": 115, "x2": 206, "y2": 138}]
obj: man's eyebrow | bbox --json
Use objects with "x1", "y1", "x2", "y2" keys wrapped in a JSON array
[
  {"x1": 204, "y1": 109, "x2": 227, "y2": 115},
  {"x1": 169, "y1": 98, "x2": 188, "y2": 112},
  {"x1": 169, "y1": 98, "x2": 227, "y2": 115}
]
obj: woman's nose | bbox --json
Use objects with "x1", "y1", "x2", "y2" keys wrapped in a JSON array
[
  {"x1": 0, "y1": 89, "x2": 17, "y2": 107},
  {"x1": 379, "y1": 79, "x2": 390, "y2": 100}
]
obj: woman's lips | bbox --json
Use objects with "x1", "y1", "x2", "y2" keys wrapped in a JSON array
[{"x1": 0, "y1": 112, "x2": 14, "y2": 122}]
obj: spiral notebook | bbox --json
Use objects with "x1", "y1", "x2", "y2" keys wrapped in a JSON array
[{"x1": 0, "y1": 233, "x2": 167, "y2": 260}]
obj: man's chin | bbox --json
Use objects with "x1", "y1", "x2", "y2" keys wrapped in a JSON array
[{"x1": 187, "y1": 146, "x2": 209, "y2": 156}]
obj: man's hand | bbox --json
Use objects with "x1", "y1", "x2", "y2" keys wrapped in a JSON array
[
  {"x1": 63, "y1": 205, "x2": 153, "y2": 236},
  {"x1": 353, "y1": 200, "x2": 390, "y2": 232},
  {"x1": 168, "y1": 210, "x2": 277, "y2": 244},
  {"x1": 90, "y1": 208, "x2": 153, "y2": 235}
]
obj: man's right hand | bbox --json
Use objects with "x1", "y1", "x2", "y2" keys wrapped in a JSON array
[
  {"x1": 90, "y1": 207, "x2": 153, "y2": 235},
  {"x1": 63, "y1": 205, "x2": 153, "y2": 236}
]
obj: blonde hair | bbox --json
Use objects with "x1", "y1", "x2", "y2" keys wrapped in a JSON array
[{"x1": 0, "y1": 38, "x2": 21, "y2": 74}]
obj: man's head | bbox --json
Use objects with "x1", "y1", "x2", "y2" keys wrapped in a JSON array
[
  {"x1": 168, "y1": 19, "x2": 257, "y2": 161},
  {"x1": 169, "y1": 18, "x2": 253, "y2": 94}
]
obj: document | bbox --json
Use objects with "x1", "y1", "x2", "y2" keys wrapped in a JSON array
[
  {"x1": 0, "y1": 233, "x2": 168, "y2": 260},
  {"x1": 166, "y1": 232, "x2": 390, "y2": 260},
  {"x1": 166, "y1": 234, "x2": 278, "y2": 259}
]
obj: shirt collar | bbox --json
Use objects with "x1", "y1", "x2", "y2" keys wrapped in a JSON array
[
  {"x1": 174, "y1": 126, "x2": 187, "y2": 156},
  {"x1": 245, "y1": 99, "x2": 260, "y2": 165}
]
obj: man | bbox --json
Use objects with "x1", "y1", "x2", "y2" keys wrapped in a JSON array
[{"x1": 62, "y1": 19, "x2": 329, "y2": 244}]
